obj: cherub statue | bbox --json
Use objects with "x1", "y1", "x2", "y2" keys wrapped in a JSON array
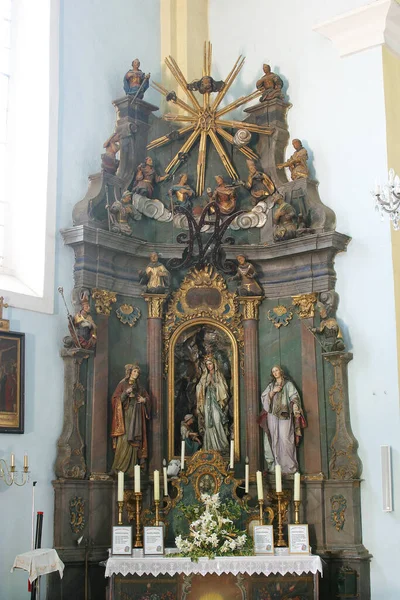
[
  {"x1": 311, "y1": 294, "x2": 345, "y2": 353},
  {"x1": 230, "y1": 255, "x2": 263, "y2": 297},
  {"x1": 168, "y1": 173, "x2": 195, "y2": 211},
  {"x1": 123, "y1": 58, "x2": 150, "y2": 99},
  {"x1": 187, "y1": 76, "x2": 224, "y2": 94},
  {"x1": 256, "y1": 64, "x2": 284, "y2": 102},
  {"x1": 132, "y1": 157, "x2": 169, "y2": 198},
  {"x1": 207, "y1": 175, "x2": 237, "y2": 215},
  {"x1": 277, "y1": 139, "x2": 309, "y2": 180},
  {"x1": 107, "y1": 191, "x2": 135, "y2": 236},
  {"x1": 242, "y1": 160, "x2": 275, "y2": 205},
  {"x1": 101, "y1": 132, "x2": 120, "y2": 174},
  {"x1": 139, "y1": 252, "x2": 170, "y2": 294}
]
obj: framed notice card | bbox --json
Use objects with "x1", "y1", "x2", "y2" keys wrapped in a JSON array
[
  {"x1": 288, "y1": 524, "x2": 310, "y2": 555},
  {"x1": 253, "y1": 525, "x2": 274, "y2": 555},
  {"x1": 143, "y1": 526, "x2": 164, "y2": 555},
  {"x1": 112, "y1": 526, "x2": 132, "y2": 555}
]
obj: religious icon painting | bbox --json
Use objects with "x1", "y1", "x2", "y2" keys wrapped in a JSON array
[{"x1": 0, "y1": 331, "x2": 25, "y2": 433}]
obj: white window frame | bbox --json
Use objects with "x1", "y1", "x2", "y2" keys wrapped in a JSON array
[{"x1": 0, "y1": 0, "x2": 59, "y2": 314}]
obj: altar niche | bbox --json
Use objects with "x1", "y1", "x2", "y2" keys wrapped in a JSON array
[{"x1": 168, "y1": 320, "x2": 239, "y2": 463}]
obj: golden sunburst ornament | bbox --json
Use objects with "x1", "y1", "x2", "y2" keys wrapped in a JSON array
[{"x1": 148, "y1": 42, "x2": 274, "y2": 196}]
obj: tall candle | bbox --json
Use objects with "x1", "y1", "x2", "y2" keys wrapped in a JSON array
[
  {"x1": 294, "y1": 472, "x2": 301, "y2": 501},
  {"x1": 181, "y1": 440, "x2": 185, "y2": 471},
  {"x1": 24, "y1": 453, "x2": 28, "y2": 469},
  {"x1": 134, "y1": 465, "x2": 141, "y2": 493},
  {"x1": 163, "y1": 459, "x2": 168, "y2": 496},
  {"x1": 256, "y1": 470, "x2": 263, "y2": 500},
  {"x1": 245, "y1": 456, "x2": 249, "y2": 494},
  {"x1": 229, "y1": 439, "x2": 234, "y2": 470},
  {"x1": 117, "y1": 471, "x2": 124, "y2": 502},
  {"x1": 154, "y1": 470, "x2": 160, "y2": 501},
  {"x1": 275, "y1": 464, "x2": 282, "y2": 493},
  {"x1": 10, "y1": 453, "x2": 15, "y2": 468}
]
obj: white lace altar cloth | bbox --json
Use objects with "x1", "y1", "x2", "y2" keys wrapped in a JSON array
[
  {"x1": 11, "y1": 548, "x2": 65, "y2": 583},
  {"x1": 105, "y1": 554, "x2": 323, "y2": 578}
]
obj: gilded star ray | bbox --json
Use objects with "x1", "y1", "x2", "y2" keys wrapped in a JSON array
[{"x1": 148, "y1": 42, "x2": 274, "y2": 195}]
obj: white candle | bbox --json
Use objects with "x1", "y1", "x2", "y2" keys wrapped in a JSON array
[
  {"x1": 117, "y1": 471, "x2": 124, "y2": 501},
  {"x1": 134, "y1": 465, "x2": 141, "y2": 493},
  {"x1": 256, "y1": 470, "x2": 263, "y2": 500},
  {"x1": 154, "y1": 470, "x2": 160, "y2": 501},
  {"x1": 163, "y1": 460, "x2": 168, "y2": 496},
  {"x1": 24, "y1": 453, "x2": 28, "y2": 469},
  {"x1": 10, "y1": 453, "x2": 15, "y2": 468},
  {"x1": 275, "y1": 464, "x2": 282, "y2": 493},
  {"x1": 245, "y1": 457, "x2": 249, "y2": 494},
  {"x1": 229, "y1": 439, "x2": 234, "y2": 469},
  {"x1": 294, "y1": 472, "x2": 301, "y2": 501},
  {"x1": 181, "y1": 440, "x2": 185, "y2": 471}
]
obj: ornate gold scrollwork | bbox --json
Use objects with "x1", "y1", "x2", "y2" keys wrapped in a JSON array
[
  {"x1": 292, "y1": 292, "x2": 318, "y2": 319},
  {"x1": 91, "y1": 289, "x2": 117, "y2": 316},
  {"x1": 144, "y1": 293, "x2": 168, "y2": 318},
  {"x1": 163, "y1": 265, "x2": 243, "y2": 374}
]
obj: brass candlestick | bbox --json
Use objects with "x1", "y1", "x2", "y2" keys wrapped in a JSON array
[
  {"x1": 294, "y1": 500, "x2": 301, "y2": 525},
  {"x1": 134, "y1": 492, "x2": 143, "y2": 547},
  {"x1": 117, "y1": 501, "x2": 124, "y2": 525},
  {"x1": 258, "y1": 499, "x2": 264, "y2": 525},
  {"x1": 276, "y1": 492, "x2": 287, "y2": 547},
  {"x1": 155, "y1": 499, "x2": 160, "y2": 526}
]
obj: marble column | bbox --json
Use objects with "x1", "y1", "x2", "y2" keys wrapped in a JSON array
[
  {"x1": 292, "y1": 293, "x2": 323, "y2": 474},
  {"x1": 144, "y1": 293, "x2": 168, "y2": 472},
  {"x1": 240, "y1": 296, "x2": 263, "y2": 473},
  {"x1": 89, "y1": 289, "x2": 116, "y2": 479}
]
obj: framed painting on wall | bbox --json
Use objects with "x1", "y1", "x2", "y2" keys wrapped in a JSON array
[{"x1": 0, "y1": 331, "x2": 25, "y2": 433}]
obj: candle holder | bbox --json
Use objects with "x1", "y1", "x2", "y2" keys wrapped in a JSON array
[
  {"x1": 134, "y1": 492, "x2": 143, "y2": 548},
  {"x1": 276, "y1": 492, "x2": 287, "y2": 547},
  {"x1": 117, "y1": 500, "x2": 124, "y2": 525},
  {"x1": 154, "y1": 499, "x2": 160, "y2": 526},
  {"x1": 294, "y1": 500, "x2": 301, "y2": 525},
  {"x1": 0, "y1": 459, "x2": 29, "y2": 487},
  {"x1": 258, "y1": 499, "x2": 264, "y2": 525}
]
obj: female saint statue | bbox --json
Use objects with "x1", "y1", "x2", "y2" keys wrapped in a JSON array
[
  {"x1": 168, "y1": 173, "x2": 195, "y2": 211},
  {"x1": 259, "y1": 365, "x2": 306, "y2": 473},
  {"x1": 196, "y1": 355, "x2": 230, "y2": 453},
  {"x1": 110, "y1": 363, "x2": 151, "y2": 475}
]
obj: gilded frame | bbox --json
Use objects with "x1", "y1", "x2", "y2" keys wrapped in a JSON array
[
  {"x1": 0, "y1": 331, "x2": 25, "y2": 433},
  {"x1": 168, "y1": 318, "x2": 239, "y2": 461}
]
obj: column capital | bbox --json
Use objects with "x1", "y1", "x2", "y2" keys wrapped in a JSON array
[
  {"x1": 144, "y1": 293, "x2": 168, "y2": 318},
  {"x1": 91, "y1": 288, "x2": 117, "y2": 316},
  {"x1": 292, "y1": 292, "x2": 318, "y2": 319},
  {"x1": 239, "y1": 296, "x2": 263, "y2": 320}
]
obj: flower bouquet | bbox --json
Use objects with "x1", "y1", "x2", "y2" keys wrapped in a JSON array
[{"x1": 175, "y1": 493, "x2": 253, "y2": 560}]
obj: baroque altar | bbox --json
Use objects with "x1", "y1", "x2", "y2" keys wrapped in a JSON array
[{"x1": 51, "y1": 43, "x2": 370, "y2": 600}]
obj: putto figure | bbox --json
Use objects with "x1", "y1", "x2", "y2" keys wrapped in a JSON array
[
  {"x1": 168, "y1": 173, "x2": 195, "y2": 211},
  {"x1": 259, "y1": 365, "x2": 306, "y2": 473},
  {"x1": 231, "y1": 255, "x2": 263, "y2": 297},
  {"x1": 187, "y1": 76, "x2": 224, "y2": 94},
  {"x1": 196, "y1": 355, "x2": 230, "y2": 453},
  {"x1": 101, "y1": 132, "x2": 120, "y2": 174},
  {"x1": 133, "y1": 156, "x2": 168, "y2": 199},
  {"x1": 256, "y1": 64, "x2": 284, "y2": 102},
  {"x1": 207, "y1": 175, "x2": 237, "y2": 215},
  {"x1": 123, "y1": 58, "x2": 150, "y2": 99},
  {"x1": 139, "y1": 252, "x2": 170, "y2": 294},
  {"x1": 277, "y1": 139, "x2": 309, "y2": 180},
  {"x1": 111, "y1": 363, "x2": 151, "y2": 475}
]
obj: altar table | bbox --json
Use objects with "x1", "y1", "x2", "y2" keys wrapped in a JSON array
[{"x1": 105, "y1": 552, "x2": 323, "y2": 600}]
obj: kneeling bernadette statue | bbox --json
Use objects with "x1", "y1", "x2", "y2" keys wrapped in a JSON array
[
  {"x1": 111, "y1": 363, "x2": 151, "y2": 476},
  {"x1": 259, "y1": 365, "x2": 306, "y2": 474}
]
